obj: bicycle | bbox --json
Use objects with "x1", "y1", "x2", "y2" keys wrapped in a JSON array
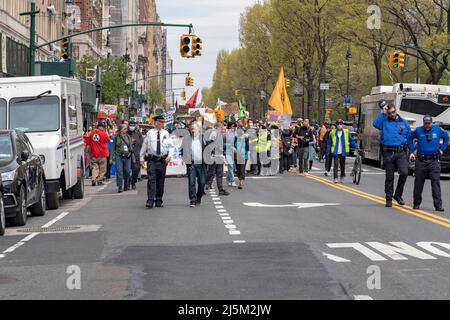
[{"x1": 351, "y1": 149, "x2": 364, "y2": 185}]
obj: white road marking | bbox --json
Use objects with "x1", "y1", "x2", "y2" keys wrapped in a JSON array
[
  {"x1": 212, "y1": 198, "x2": 221, "y2": 201},
  {"x1": 214, "y1": 202, "x2": 222, "y2": 205},
  {"x1": 247, "y1": 176, "x2": 280, "y2": 180},
  {"x1": 322, "y1": 252, "x2": 351, "y2": 263},
  {"x1": 225, "y1": 225, "x2": 237, "y2": 229},
  {"x1": 215, "y1": 205, "x2": 224, "y2": 209},
  {"x1": 354, "y1": 295, "x2": 373, "y2": 300},
  {"x1": 223, "y1": 220, "x2": 234, "y2": 224},
  {"x1": 234, "y1": 240, "x2": 246, "y2": 244},
  {"x1": 42, "y1": 211, "x2": 70, "y2": 228},
  {"x1": 229, "y1": 231, "x2": 241, "y2": 235},
  {"x1": 1, "y1": 211, "x2": 70, "y2": 259},
  {"x1": 365, "y1": 242, "x2": 436, "y2": 260},
  {"x1": 218, "y1": 209, "x2": 227, "y2": 213},
  {"x1": 219, "y1": 213, "x2": 229, "y2": 216},
  {"x1": 244, "y1": 202, "x2": 340, "y2": 209},
  {"x1": 327, "y1": 243, "x2": 388, "y2": 261}
]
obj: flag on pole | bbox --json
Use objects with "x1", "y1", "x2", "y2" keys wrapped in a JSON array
[
  {"x1": 268, "y1": 67, "x2": 293, "y2": 115},
  {"x1": 216, "y1": 98, "x2": 227, "y2": 109},
  {"x1": 238, "y1": 100, "x2": 247, "y2": 119},
  {"x1": 186, "y1": 89, "x2": 199, "y2": 108}
]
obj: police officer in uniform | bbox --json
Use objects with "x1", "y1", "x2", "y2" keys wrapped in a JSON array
[
  {"x1": 140, "y1": 115, "x2": 172, "y2": 209},
  {"x1": 408, "y1": 115, "x2": 449, "y2": 211},
  {"x1": 373, "y1": 100, "x2": 411, "y2": 207}
]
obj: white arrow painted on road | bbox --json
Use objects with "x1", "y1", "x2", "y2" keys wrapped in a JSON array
[{"x1": 243, "y1": 202, "x2": 340, "y2": 209}]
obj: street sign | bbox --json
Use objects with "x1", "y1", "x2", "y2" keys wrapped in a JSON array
[{"x1": 320, "y1": 83, "x2": 330, "y2": 90}]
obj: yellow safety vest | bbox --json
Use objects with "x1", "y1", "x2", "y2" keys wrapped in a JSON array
[
  {"x1": 331, "y1": 129, "x2": 350, "y2": 154},
  {"x1": 256, "y1": 131, "x2": 271, "y2": 153}
]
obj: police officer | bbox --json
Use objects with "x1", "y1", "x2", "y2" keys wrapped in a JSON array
[
  {"x1": 408, "y1": 115, "x2": 449, "y2": 211},
  {"x1": 373, "y1": 100, "x2": 411, "y2": 207},
  {"x1": 140, "y1": 115, "x2": 172, "y2": 209}
]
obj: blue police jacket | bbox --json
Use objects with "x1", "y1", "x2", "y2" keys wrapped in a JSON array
[
  {"x1": 407, "y1": 125, "x2": 449, "y2": 155},
  {"x1": 373, "y1": 113, "x2": 411, "y2": 147}
]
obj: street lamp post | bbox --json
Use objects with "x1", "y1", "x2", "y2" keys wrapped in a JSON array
[
  {"x1": 345, "y1": 48, "x2": 352, "y2": 121},
  {"x1": 20, "y1": 0, "x2": 39, "y2": 76}
]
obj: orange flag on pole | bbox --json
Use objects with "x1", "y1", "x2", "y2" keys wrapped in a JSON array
[{"x1": 268, "y1": 67, "x2": 293, "y2": 115}]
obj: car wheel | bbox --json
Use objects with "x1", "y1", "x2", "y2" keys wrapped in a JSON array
[
  {"x1": 30, "y1": 181, "x2": 46, "y2": 216},
  {"x1": 46, "y1": 192, "x2": 60, "y2": 210},
  {"x1": 0, "y1": 197, "x2": 6, "y2": 236},
  {"x1": 73, "y1": 166, "x2": 84, "y2": 199},
  {"x1": 11, "y1": 185, "x2": 27, "y2": 227}
]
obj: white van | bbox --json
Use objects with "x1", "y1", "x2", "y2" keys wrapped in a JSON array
[{"x1": 0, "y1": 76, "x2": 85, "y2": 209}]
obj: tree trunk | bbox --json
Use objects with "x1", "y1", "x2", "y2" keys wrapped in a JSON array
[{"x1": 373, "y1": 53, "x2": 382, "y2": 86}]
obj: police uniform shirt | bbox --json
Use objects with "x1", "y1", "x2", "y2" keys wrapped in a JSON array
[
  {"x1": 373, "y1": 113, "x2": 411, "y2": 147},
  {"x1": 140, "y1": 128, "x2": 171, "y2": 161},
  {"x1": 408, "y1": 125, "x2": 450, "y2": 155}
]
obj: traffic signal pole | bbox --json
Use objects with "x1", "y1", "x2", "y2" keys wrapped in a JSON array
[{"x1": 26, "y1": 20, "x2": 193, "y2": 76}]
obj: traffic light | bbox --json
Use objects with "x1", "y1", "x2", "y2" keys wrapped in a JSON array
[
  {"x1": 191, "y1": 35, "x2": 202, "y2": 57},
  {"x1": 235, "y1": 89, "x2": 240, "y2": 96},
  {"x1": 181, "y1": 90, "x2": 186, "y2": 100},
  {"x1": 285, "y1": 79, "x2": 291, "y2": 88},
  {"x1": 185, "y1": 76, "x2": 194, "y2": 86},
  {"x1": 180, "y1": 34, "x2": 191, "y2": 58},
  {"x1": 395, "y1": 51, "x2": 406, "y2": 70},
  {"x1": 389, "y1": 50, "x2": 406, "y2": 70},
  {"x1": 61, "y1": 37, "x2": 70, "y2": 60}
]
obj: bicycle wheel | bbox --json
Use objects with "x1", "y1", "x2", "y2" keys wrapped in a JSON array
[{"x1": 355, "y1": 156, "x2": 362, "y2": 185}]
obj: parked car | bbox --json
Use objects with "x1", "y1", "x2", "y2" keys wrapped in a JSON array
[
  {"x1": 0, "y1": 175, "x2": 5, "y2": 236},
  {"x1": 0, "y1": 130, "x2": 46, "y2": 227}
]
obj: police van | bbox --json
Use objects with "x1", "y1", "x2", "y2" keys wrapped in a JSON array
[
  {"x1": 0, "y1": 76, "x2": 85, "y2": 209},
  {"x1": 358, "y1": 83, "x2": 450, "y2": 171}
]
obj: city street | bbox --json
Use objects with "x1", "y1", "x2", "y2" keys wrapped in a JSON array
[{"x1": 1, "y1": 159, "x2": 450, "y2": 300}]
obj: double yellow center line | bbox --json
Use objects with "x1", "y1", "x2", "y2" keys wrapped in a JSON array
[{"x1": 304, "y1": 173, "x2": 450, "y2": 229}]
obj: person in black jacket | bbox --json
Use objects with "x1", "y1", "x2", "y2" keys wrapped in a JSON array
[
  {"x1": 280, "y1": 128, "x2": 293, "y2": 173},
  {"x1": 296, "y1": 119, "x2": 314, "y2": 174},
  {"x1": 127, "y1": 120, "x2": 144, "y2": 190}
]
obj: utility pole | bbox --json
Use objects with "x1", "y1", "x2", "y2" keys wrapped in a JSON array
[
  {"x1": 20, "y1": 0, "x2": 40, "y2": 76},
  {"x1": 345, "y1": 48, "x2": 352, "y2": 121}
]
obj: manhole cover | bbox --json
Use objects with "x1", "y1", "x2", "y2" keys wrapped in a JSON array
[{"x1": 16, "y1": 226, "x2": 81, "y2": 233}]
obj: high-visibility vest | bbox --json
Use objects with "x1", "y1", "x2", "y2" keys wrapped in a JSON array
[
  {"x1": 330, "y1": 129, "x2": 350, "y2": 154},
  {"x1": 256, "y1": 131, "x2": 271, "y2": 153},
  {"x1": 319, "y1": 126, "x2": 327, "y2": 141}
]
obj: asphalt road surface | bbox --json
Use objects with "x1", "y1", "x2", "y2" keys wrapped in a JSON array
[{"x1": 1, "y1": 158, "x2": 450, "y2": 300}]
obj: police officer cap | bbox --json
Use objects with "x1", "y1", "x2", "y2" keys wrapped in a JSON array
[
  {"x1": 423, "y1": 115, "x2": 433, "y2": 123},
  {"x1": 378, "y1": 99, "x2": 388, "y2": 109}
]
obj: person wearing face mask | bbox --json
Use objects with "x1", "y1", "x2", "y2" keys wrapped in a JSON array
[
  {"x1": 373, "y1": 100, "x2": 411, "y2": 208},
  {"x1": 296, "y1": 119, "x2": 313, "y2": 174},
  {"x1": 408, "y1": 115, "x2": 449, "y2": 211},
  {"x1": 327, "y1": 119, "x2": 358, "y2": 183},
  {"x1": 127, "y1": 120, "x2": 144, "y2": 190}
]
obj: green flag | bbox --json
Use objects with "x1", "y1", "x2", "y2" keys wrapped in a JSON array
[{"x1": 239, "y1": 100, "x2": 247, "y2": 118}]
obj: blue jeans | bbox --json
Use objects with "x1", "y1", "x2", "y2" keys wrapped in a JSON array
[
  {"x1": 226, "y1": 155, "x2": 235, "y2": 183},
  {"x1": 187, "y1": 164, "x2": 206, "y2": 202},
  {"x1": 116, "y1": 155, "x2": 131, "y2": 188}
]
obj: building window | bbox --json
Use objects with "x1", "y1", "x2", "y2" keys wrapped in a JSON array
[{"x1": 6, "y1": 38, "x2": 30, "y2": 77}]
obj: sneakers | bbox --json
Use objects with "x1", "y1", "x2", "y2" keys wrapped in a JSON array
[
  {"x1": 118, "y1": 187, "x2": 123, "y2": 193},
  {"x1": 339, "y1": 177, "x2": 344, "y2": 184},
  {"x1": 324, "y1": 171, "x2": 329, "y2": 177},
  {"x1": 333, "y1": 178, "x2": 338, "y2": 184},
  {"x1": 219, "y1": 190, "x2": 230, "y2": 196},
  {"x1": 436, "y1": 207, "x2": 445, "y2": 212},
  {"x1": 146, "y1": 201, "x2": 154, "y2": 209},
  {"x1": 190, "y1": 201, "x2": 196, "y2": 208},
  {"x1": 231, "y1": 182, "x2": 237, "y2": 187},
  {"x1": 155, "y1": 201, "x2": 164, "y2": 208},
  {"x1": 386, "y1": 199, "x2": 393, "y2": 208},
  {"x1": 92, "y1": 181, "x2": 97, "y2": 186},
  {"x1": 413, "y1": 205, "x2": 420, "y2": 210},
  {"x1": 131, "y1": 184, "x2": 136, "y2": 190}
]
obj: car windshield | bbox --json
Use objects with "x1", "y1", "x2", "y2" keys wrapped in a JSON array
[
  {"x1": 0, "y1": 99, "x2": 6, "y2": 129},
  {"x1": 0, "y1": 134, "x2": 13, "y2": 163},
  {"x1": 9, "y1": 96, "x2": 59, "y2": 132}
]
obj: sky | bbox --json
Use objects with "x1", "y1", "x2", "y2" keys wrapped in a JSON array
[{"x1": 156, "y1": 0, "x2": 257, "y2": 105}]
